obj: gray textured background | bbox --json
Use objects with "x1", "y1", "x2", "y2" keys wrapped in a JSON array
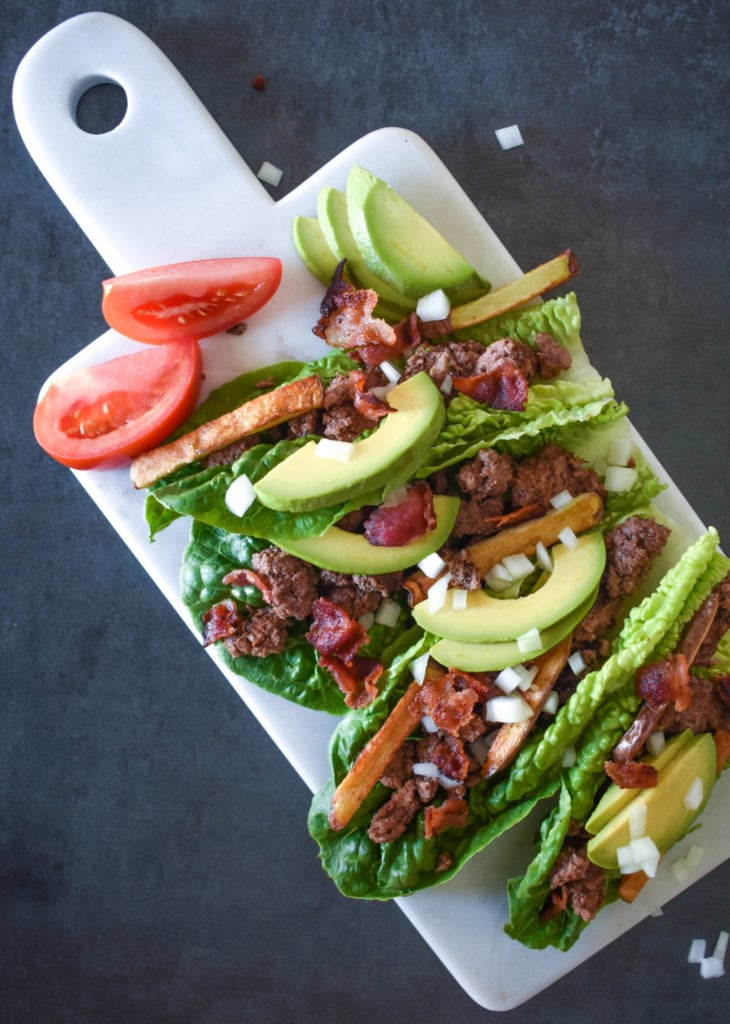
[{"x1": 2, "y1": 2, "x2": 729, "y2": 1022}]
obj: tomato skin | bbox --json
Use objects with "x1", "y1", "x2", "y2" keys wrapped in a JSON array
[
  {"x1": 33, "y1": 340, "x2": 202, "y2": 470},
  {"x1": 101, "y1": 257, "x2": 282, "y2": 344}
]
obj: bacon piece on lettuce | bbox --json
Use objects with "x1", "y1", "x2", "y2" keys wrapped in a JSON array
[
  {"x1": 603, "y1": 759, "x2": 658, "y2": 789},
  {"x1": 423, "y1": 797, "x2": 469, "y2": 839},
  {"x1": 319, "y1": 653, "x2": 383, "y2": 709},
  {"x1": 363, "y1": 482, "x2": 436, "y2": 547},
  {"x1": 201, "y1": 599, "x2": 240, "y2": 646},
  {"x1": 306, "y1": 597, "x2": 369, "y2": 664},
  {"x1": 451, "y1": 363, "x2": 530, "y2": 411}
]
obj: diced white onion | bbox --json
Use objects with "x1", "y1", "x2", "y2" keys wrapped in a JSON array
[
  {"x1": 543, "y1": 692, "x2": 560, "y2": 715},
  {"x1": 604, "y1": 465, "x2": 638, "y2": 493},
  {"x1": 416, "y1": 288, "x2": 451, "y2": 322},
  {"x1": 224, "y1": 474, "x2": 256, "y2": 517},
  {"x1": 640, "y1": 851, "x2": 661, "y2": 879},
  {"x1": 257, "y1": 160, "x2": 283, "y2": 186},
  {"x1": 515, "y1": 663, "x2": 539, "y2": 691},
  {"x1": 535, "y1": 540, "x2": 553, "y2": 572},
  {"x1": 567, "y1": 651, "x2": 586, "y2": 676},
  {"x1": 485, "y1": 563, "x2": 514, "y2": 592},
  {"x1": 314, "y1": 438, "x2": 353, "y2": 462},
  {"x1": 686, "y1": 844, "x2": 705, "y2": 868},
  {"x1": 502, "y1": 552, "x2": 534, "y2": 580},
  {"x1": 700, "y1": 956, "x2": 726, "y2": 979},
  {"x1": 561, "y1": 744, "x2": 576, "y2": 768},
  {"x1": 375, "y1": 598, "x2": 400, "y2": 627},
  {"x1": 381, "y1": 484, "x2": 409, "y2": 508},
  {"x1": 607, "y1": 437, "x2": 633, "y2": 467},
  {"x1": 683, "y1": 776, "x2": 704, "y2": 811},
  {"x1": 495, "y1": 666, "x2": 523, "y2": 694},
  {"x1": 451, "y1": 588, "x2": 469, "y2": 611},
  {"x1": 413, "y1": 761, "x2": 440, "y2": 778},
  {"x1": 550, "y1": 489, "x2": 573, "y2": 510},
  {"x1": 495, "y1": 124, "x2": 524, "y2": 150},
  {"x1": 370, "y1": 383, "x2": 396, "y2": 401},
  {"x1": 629, "y1": 801, "x2": 647, "y2": 840},
  {"x1": 420, "y1": 714, "x2": 439, "y2": 734},
  {"x1": 671, "y1": 857, "x2": 691, "y2": 882},
  {"x1": 646, "y1": 730, "x2": 666, "y2": 756},
  {"x1": 688, "y1": 938, "x2": 707, "y2": 964},
  {"x1": 617, "y1": 844, "x2": 639, "y2": 872},
  {"x1": 418, "y1": 551, "x2": 447, "y2": 579},
  {"x1": 617, "y1": 836, "x2": 660, "y2": 875},
  {"x1": 438, "y1": 773, "x2": 462, "y2": 790},
  {"x1": 485, "y1": 693, "x2": 533, "y2": 724},
  {"x1": 467, "y1": 734, "x2": 493, "y2": 766},
  {"x1": 631, "y1": 835, "x2": 660, "y2": 863},
  {"x1": 358, "y1": 612, "x2": 375, "y2": 630},
  {"x1": 410, "y1": 652, "x2": 431, "y2": 686},
  {"x1": 517, "y1": 627, "x2": 542, "y2": 655},
  {"x1": 558, "y1": 526, "x2": 578, "y2": 549},
  {"x1": 440, "y1": 374, "x2": 453, "y2": 396},
  {"x1": 427, "y1": 572, "x2": 452, "y2": 614},
  {"x1": 378, "y1": 360, "x2": 402, "y2": 383},
  {"x1": 713, "y1": 929, "x2": 729, "y2": 963}
]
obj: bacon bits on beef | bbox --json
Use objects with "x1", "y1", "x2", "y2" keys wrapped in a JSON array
[
  {"x1": 423, "y1": 797, "x2": 469, "y2": 839},
  {"x1": 318, "y1": 571, "x2": 382, "y2": 619},
  {"x1": 313, "y1": 262, "x2": 397, "y2": 358},
  {"x1": 604, "y1": 759, "x2": 658, "y2": 789},
  {"x1": 511, "y1": 444, "x2": 605, "y2": 511},
  {"x1": 636, "y1": 653, "x2": 691, "y2": 711},
  {"x1": 306, "y1": 597, "x2": 369, "y2": 663},
  {"x1": 223, "y1": 607, "x2": 290, "y2": 658},
  {"x1": 416, "y1": 733, "x2": 470, "y2": 783},
  {"x1": 320, "y1": 370, "x2": 392, "y2": 440},
  {"x1": 402, "y1": 340, "x2": 485, "y2": 388},
  {"x1": 318, "y1": 653, "x2": 383, "y2": 709},
  {"x1": 475, "y1": 337, "x2": 539, "y2": 379},
  {"x1": 367, "y1": 778, "x2": 422, "y2": 844},
  {"x1": 250, "y1": 547, "x2": 318, "y2": 620},
  {"x1": 544, "y1": 846, "x2": 606, "y2": 922},
  {"x1": 451, "y1": 364, "x2": 529, "y2": 411},
  {"x1": 363, "y1": 483, "x2": 436, "y2": 547},
  {"x1": 202, "y1": 599, "x2": 240, "y2": 646}
]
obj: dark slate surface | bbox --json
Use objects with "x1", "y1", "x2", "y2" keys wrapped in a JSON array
[{"x1": 2, "y1": 2, "x2": 729, "y2": 1022}]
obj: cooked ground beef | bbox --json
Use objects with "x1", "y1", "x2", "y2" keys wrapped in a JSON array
[
  {"x1": 379, "y1": 741, "x2": 416, "y2": 789},
  {"x1": 286, "y1": 409, "x2": 321, "y2": 438},
  {"x1": 318, "y1": 570, "x2": 382, "y2": 618},
  {"x1": 534, "y1": 332, "x2": 572, "y2": 379},
  {"x1": 456, "y1": 448, "x2": 514, "y2": 502},
  {"x1": 511, "y1": 444, "x2": 605, "y2": 510},
  {"x1": 548, "y1": 845, "x2": 606, "y2": 922},
  {"x1": 603, "y1": 516, "x2": 671, "y2": 599},
  {"x1": 452, "y1": 496, "x2": 505, "y2": 539},
  {"x1": 367, "y1": 778, "x2": 422, "y2": 843},
  {"x1": 695, "y1": 574, "x2": 730, "y2": 666},
  {"x1": 402, "y1": 340, "x2": 485, "y2": 388},
  {"x1": 251, "y1": 547, "x2": 319, "y2": 620},
  {"x1": 223, "y1": 607, "x2": 290, "y2": 658},
  {"x1": 322, "y1": 404, "x2": 373, "y2": 441},
  {"x1": 658, "y1": 675, "x2": 730, "y2": 735},
  {"x1": 445, "y1": 548, "x2": 482, "y2": 590},
  {"x1": 201, "y1": 434, "x2": 263, "y2": 467},
  {"x1": 475, "y1": 337, "x2": 538, "y2": 379}
]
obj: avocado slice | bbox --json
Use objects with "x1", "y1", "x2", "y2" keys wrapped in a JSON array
[
  {"x1": 292, "y1": 215, "x2": 340, "y2": 286},
  {"x1": 253, "y1": 372, "x2": 445, "y2": 512},
  {"x1": 345, "y1": 166, "x2": 490, "y2": 303},
  {"x1": 412, "y1": 531, "x2": 606, "y2": 643},
  {"x1": 428, "y1": 587, "x2": 599, "y2": 672},
  {"x1": 584, "y1": 730, "x2": 694, "y2": 835},
  {"x1": 586, "y1": 731, "x2": 717, "y2": 870},
  {"x1": 275, "y1": 494, "x2": 459, "y2": 573},
  {"x1": 316, "y1": 187, "x2": 414, "y2": 318}
]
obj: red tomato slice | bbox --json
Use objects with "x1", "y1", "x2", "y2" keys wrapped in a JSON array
[
  {"x1": 33, "y1": 340, "x2": 202, "y2": 470},
  {"x1": 101, "y1": 257, "x2": 282, "y2": 344}
]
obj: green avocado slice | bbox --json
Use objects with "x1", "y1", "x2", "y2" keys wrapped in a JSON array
[
  {"x1": 586, "y1": 731, "x2": 717, "y2": 869},
  {"x1": 428, "y1": 587, "x2": 599, "y2": 672},
  {"x1": 345, "y1": 165, "x2": 489, "y2": 303},
  {"x1": 253, "y1": 372, "x2": 445, "y2": 513},
  {"x1": 292, "y1": 215, "x2": 340, "y2": 286},
  {"x1": 275, "y1": 494, "x2": 459, "y2": 573},
  {"x1": 585, "y1": 730, "x2": 694, "y2": 836},
  {"x1": 413, "y1": 531, "x2": 606, "y2": 643}
]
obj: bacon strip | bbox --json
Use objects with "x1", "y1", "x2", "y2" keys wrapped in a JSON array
[
  {"x1": 305, "y1": 597, "x2": 369, "y2": 664},
  {"x1": 603, "y1": 759, "x2": 658, "y2": 789},
  {"x1": 312, "y1": 262, "x2": 398, "y2": 356},
  {"x1": 423, "y1": 797, "x2": 469, "y2": 839},
  {"x1": 363, "y1": 482, "x2": 436, "y2": 547},
  {"x1": 451, "y1": 364, "x2": 529, "y2": 411},
  {"x1": 319, "y1": 654, "x2": 383, "y2": 709},
  {"x1": 221, "y1": 568, "x2": 272, "y2": 603},
  {"x1": 201, "y1": 599, "x2": 240, "y2": 646}
]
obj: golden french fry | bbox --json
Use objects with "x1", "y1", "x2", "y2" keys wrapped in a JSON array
[
  {"x1": 131, "y1": 374, "x2": 325, "y2": 489},
  {"x1": 618, "y1": 868, "x2": 652, "y2": 903},
  {"x1": 449, "y1": 250, "x2": 579, "y2": 330},
  {"x1": 481, "y1": 635, "x2": 572, "y2": 778}
]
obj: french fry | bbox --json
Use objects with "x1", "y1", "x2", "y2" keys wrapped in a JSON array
[
  {"x1": 618, "y1": 868, "x2": 652, "y2": 903},
  {"x1": 448, "y1": 250, "x2": 579, "y2": 331},
  {"x1": 131, "y1": 374, "x2": 325, "y2": 489},
  {"x1": 329, "y1": 667, "x2": 444, "y2": 831},
  {"x1": 481, "y1": 635, "x2": 572, "y2": 779},
  {"x1": 404, "y1": 492, "x2": 603, "y2": 604}
]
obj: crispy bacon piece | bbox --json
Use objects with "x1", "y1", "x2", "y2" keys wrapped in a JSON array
[
  {"x1": 201, "y1": 599, "x2": 241, "y2": 646},
  {"x1": 418, "y1": 671, "x2": 483, "y2": 736},
  {"x1": 312, "y1": 262, "x2": 398, "y2": 359},
  {"x1": 423, "y1": 797, "x2": 469, "y2": 839},
  {"x1": 451, "y1": 364, "x2": 529, "y2": 411},
  {"x1": 603, "y1": 759, "x2": 658, "y2": 789},
  {"x1": 418, "y1": 732, "x2": 471, "y2": 782},
  {"x1": 636, "y1": 653, "x2": 691, "y2": 711},
  {"x1": 305, "y1": 597, "x2": 369, "y2": 664},
  {"x1": 319, "y1": 653, "x2": 383, "y2": 709},
  {"x1": 363, "y1": 482, "x2": 436, "y2": 547},
  {"x1": 221, "y1": 568, "x2": 272, "y2": 603}
]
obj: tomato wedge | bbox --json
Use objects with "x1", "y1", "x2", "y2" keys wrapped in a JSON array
[
  {"x1": 33, "y1": 340, "x2": 202, "y2": 469},
  {"x1": 101, "y1": 256, "x2": 283, "y2": 344}
]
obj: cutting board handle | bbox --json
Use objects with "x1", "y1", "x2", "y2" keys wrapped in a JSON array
[{"x1": 13, "y1": 12, "x2": 274, "y2": 275}]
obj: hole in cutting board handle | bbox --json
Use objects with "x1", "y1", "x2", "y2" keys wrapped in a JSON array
[{"x1": 74, "y1": 79, "x2": 127, "y2": 135}]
